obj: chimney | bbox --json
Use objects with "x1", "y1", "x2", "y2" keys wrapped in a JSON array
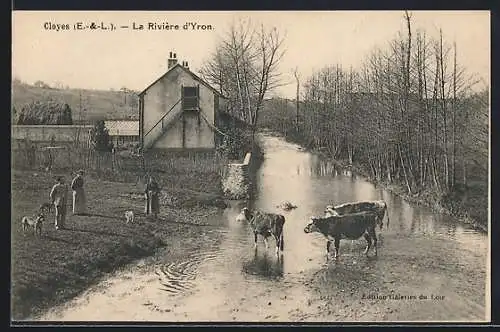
[
  {"x1": 167, "y1": 51, "x2": 178, "y2": 69},
  {"x1": 185, "y1": 61, "x2": 189, "y2": 70}
]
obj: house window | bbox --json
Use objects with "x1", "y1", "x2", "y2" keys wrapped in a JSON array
[{"x1": 182, "y1": 86, "x2": 199, "y2": 110}]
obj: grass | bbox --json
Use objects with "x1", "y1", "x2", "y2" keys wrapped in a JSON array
[{"x1": 10, "y1": 168, "x2": 225, "y2": 321}]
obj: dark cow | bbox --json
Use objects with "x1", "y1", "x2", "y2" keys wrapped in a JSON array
[
  {"x1": 241, "y1": 207, "x2": 285, "y2": 255},
  {"x1": 304, "y1": 211, "x2": 379, "y2": 259},
  {"x1": 325, "y1": 200, "x2": 389, "y2": 230}
]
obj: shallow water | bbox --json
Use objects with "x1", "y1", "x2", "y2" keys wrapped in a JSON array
[{"x1": 39, "y1": 133, "x2": 489, "y2": 322}]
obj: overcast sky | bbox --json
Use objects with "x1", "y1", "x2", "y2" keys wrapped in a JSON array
[{"x1": 12, "y1": 10, "x2": 490, "y2": 99}]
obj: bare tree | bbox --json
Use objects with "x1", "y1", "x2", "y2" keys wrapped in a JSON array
[
  {"x1": 201, "y1": 19, "x2": 286, "y2": 140},
  {"x1": 257, "y1": 10, "x2": 487, "y2": 228},
  {"x1": 293, "y1": 67, "x2": 300, "y2": 129}
]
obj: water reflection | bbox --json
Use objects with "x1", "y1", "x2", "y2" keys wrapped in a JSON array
[
  {"x1": 242, "y1": 249, "x2": 284, "y2": 280},
  {"x1": 254, "y1": 134, "x2": 486, "y2": 258}
]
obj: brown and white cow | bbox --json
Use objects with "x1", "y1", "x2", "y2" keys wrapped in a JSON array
[
  {"x1": 325, "y1": 200, "x2": 389, "y2": 230},
  {"x1": 240, "y1": 207, "x2": 285, "y2": 255},
  {"x1": 304, "y1": 211, "x2": 379, "y2": 259}
]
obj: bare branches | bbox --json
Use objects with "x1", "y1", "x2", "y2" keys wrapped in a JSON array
[
  {"x1": 201, "y1": 19, "x2": 286, "y2": 136},
  {"x1": 263, "y1": 11, "x2": 488, "y2": 198}
]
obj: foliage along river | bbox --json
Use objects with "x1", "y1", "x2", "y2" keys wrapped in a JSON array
[{"x1": 40, "y1": 133, "x2": 489, "y2": 322}]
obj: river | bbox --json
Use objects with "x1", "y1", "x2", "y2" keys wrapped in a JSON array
[{"x1": 39, "y1": 133, "x2": 489, "y2": 322}]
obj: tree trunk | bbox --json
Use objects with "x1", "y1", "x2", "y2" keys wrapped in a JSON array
[
  {"x1": 398, "y1": 143, "x2": 412, "y2": 194},
  {"x1": 439, "y1": 29, "x2": 449, "y2": 190},
  {"x1": 451, "y1": 41, "x2": 457, "y2": 188}
]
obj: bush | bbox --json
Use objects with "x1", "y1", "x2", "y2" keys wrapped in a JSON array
[
  {"x1": 17, "y1": 101, "x2": 73, "y2": 125},
  {"x1": 215, "y1": 111, "x2": 254, "y2": 161},
  {"x1": 217, "y1": 126, "x2": 251, "y2": 160},
  {"x1": 89, "y1": 120, "x2": 114, "y2": 152}
]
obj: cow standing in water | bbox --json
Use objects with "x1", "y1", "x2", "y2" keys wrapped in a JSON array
[
  {"x1": 304, "y1": 211, "x2": 379, "y2": 260},
  {"x1": 240, "y1": 207, "x2": 285, "y2": 255},
  {"x1": 325, "y1": 200, "x2": 389, "y2": 230}
]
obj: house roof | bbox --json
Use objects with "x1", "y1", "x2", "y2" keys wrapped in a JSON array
[
  {"x1": 104, "y1": 120, "x2": 139, "y2": 136},
  {"x1": 138, "y1": 63, "x2": 227, "y2": 99}
]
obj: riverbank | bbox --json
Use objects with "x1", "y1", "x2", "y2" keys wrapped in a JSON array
[
  {"x1": 31, "y1": 133, "x2": 488, "y2": 323},
  {"x1": 273, "y1": 131, "x2": 488, "y2": 233},
  {"x1": 338, "y1": 160, "x2": 487, "y2": 233},
  {"x1": 10, "y1": 169, "x2": 226, "y2": 321}
]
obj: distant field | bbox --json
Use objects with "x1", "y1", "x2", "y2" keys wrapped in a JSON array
[{"x1": 11, "y1": 83, "x2": 140, "y2": 123}]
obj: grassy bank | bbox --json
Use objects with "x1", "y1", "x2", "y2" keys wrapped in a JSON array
[
  {"x1": 274, "y1": 131, "x2": 488, "y2": 233},
  {"x1": 346, "y1": 161, "x2": 488, "y2": 233},
  {"x1": 11, "y1": 169, "x2": 225, "y2": 321}
]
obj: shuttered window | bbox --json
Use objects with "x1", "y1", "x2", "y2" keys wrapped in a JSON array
[{"x1": 182, "y1": 86, "x2": 199, "y2": 110}]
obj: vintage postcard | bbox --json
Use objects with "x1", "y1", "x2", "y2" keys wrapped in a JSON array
[{"x1": 11, "y1": 10, "x2": 490, "y2": 323}]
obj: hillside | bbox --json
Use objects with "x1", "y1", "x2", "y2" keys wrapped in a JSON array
[
  {"x1": 11, "y1": 83, "x2": 292, "y2": 125},
  {"x1": 11, "y1": 83, "x2": 139, "y2": 123}
]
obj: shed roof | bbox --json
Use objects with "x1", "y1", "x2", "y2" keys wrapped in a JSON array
[
  {"x1": 138, "y1": 63, "x2": 227, "y2": 99},
  {"x1": 104, "y1": 120, "x2": 139, "y2": 136}
]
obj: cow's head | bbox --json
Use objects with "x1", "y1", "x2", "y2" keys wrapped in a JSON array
[
  {"x1": 36, "y1": 213, "x2": 45, "y2": 224},
  {"x1": 241, "y1": 207, "x2": 253, "y2": 221},
  {"x1": 304, "y1": 216, "x2": 321, "y2": 234},
  {"x1": 324, "y1": 205, "x2": 339, "y2": 216}
]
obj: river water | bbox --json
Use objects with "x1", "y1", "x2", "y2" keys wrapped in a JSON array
[{"x1": 40, "y1": 133, "x2": 489, "y2": 322}]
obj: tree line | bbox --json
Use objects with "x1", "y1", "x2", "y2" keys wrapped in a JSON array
[
  {"x1": 206, "y1": 13, "x2": 488, "y2": 224},
  {"x1": 263, "y1": 13, "x2": 487, "y2": 198},
  {"x1": 296, "y1": 12, "x2": 488, "y2": 198}
]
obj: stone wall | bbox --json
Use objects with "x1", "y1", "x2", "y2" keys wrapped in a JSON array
[
  {"x1": 12, "y1": 125, "x2": 93, "y2": 145},
  {"x1": 222, "y1": 152, "x2": 252, "y2": 200}
]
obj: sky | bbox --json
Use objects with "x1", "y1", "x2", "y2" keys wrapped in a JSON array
[{"x1": 12, "y1": 11, "x2": 490, "y2": 99}]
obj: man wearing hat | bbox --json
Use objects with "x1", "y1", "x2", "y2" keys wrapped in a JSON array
[
  {"x1": 71, "y1": 169, "x2": 87, "y2": 215},
  {"x1": 50, "y1": 176, "x2": 68, "y2": 230}
]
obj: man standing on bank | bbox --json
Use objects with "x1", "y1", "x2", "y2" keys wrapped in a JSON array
[
  {"x1": 144, "y1": 175, "x2": 160, "y2": 219},
  {"x1": 71, "y1": 169, "x2": 87, "y2": 215},
  {"x1": 50, "y1": 176, "x2": 68, "y2": 230}
]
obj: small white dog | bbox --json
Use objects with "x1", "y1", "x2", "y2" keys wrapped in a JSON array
[
  {"x1": 22, "y1": 213, "x2": 44, "y2": 237},
  {"x1": 124, "y1": 210, "x2": 135, "y2": 224}
]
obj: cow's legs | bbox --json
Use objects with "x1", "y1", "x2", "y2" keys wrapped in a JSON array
[
  {"x1": 326, "y1": 240, "x2": 331, "y2": 260},
  {"x1": 333, "y1": 238, "x2": 340, "y2": 259},
  {"x1": 279, "y1": 232, "x2": 284, "y2": 252},
  {"x1": 254, "y1": 232, "x2": 258, "y2": 248},
  {"x1": 368, "y1": 228, "x2": 378, "y2": 256},
  {"x1": 274, "y1": 234, "x2": 284, "y2": 255},
  {"x1": 363, "y1": 233, "x2": 372, "y2": 255},
  {"x1": 263, "y1": 236, "x2": 269, "y2": 250}
]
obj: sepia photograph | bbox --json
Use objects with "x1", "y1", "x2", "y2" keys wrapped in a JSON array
[{"x1": 11, "y1": 10, "x2": 490, "y2": 323}]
